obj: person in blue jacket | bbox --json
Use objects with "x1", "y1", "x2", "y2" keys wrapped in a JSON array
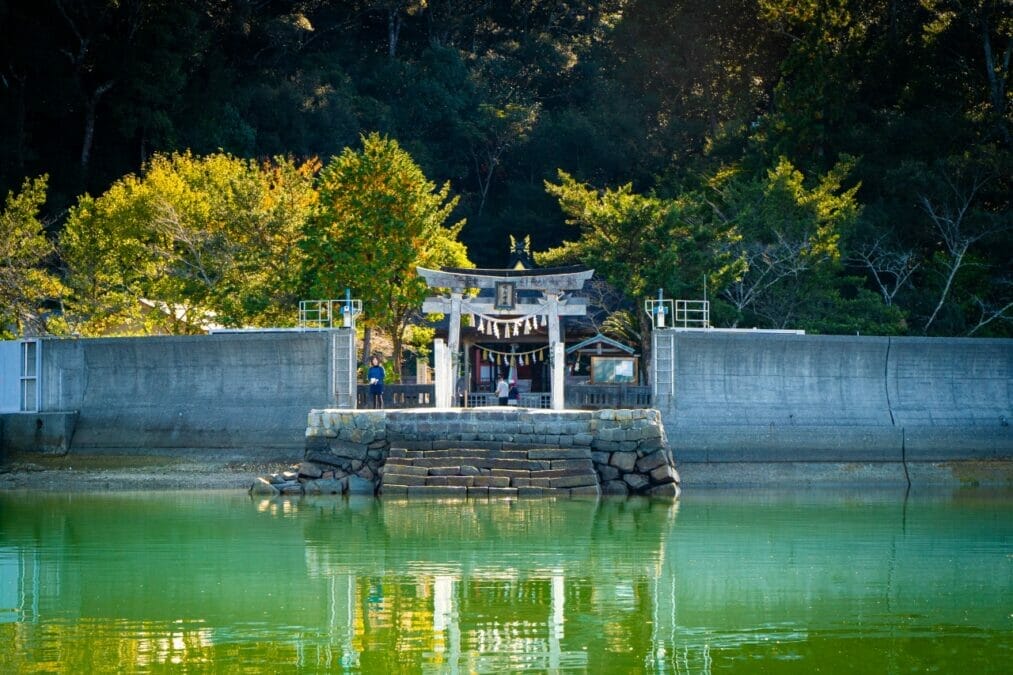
[{"x1": 367, "y1": 356, "x2": 385, "y2": 409}]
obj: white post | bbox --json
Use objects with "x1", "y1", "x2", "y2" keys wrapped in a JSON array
[
  {"x1": 448, "y1": 291, "x2": 462, "y2": 361},
  {"x1": 545, "y1": 293, "x2": 565, "y2": 410},
  {"x1": 448, "y1": 291, "x2": 462, "y2": 407},
  {"x1": 551, "y1": 343, "x2": 565, "y2": 410},
  {"x1": 433, "y1": 339, "x2": 449, "y2": 408}
]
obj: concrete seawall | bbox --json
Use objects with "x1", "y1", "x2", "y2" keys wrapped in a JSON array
[
  {"x1": 3, "y1": 330, "x2": 1010, "y2": 486},
  {"x1": 32, "y1": 332, "x2": 336, "y2": 451},
  {"x1": 657, "y1": 332, "x2": 1012, "y2": 463}
]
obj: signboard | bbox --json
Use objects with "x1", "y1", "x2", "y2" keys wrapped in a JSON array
[
  {"x1": 590, "y1": 356, "x2": 638, "y2": 385},
  {"x1": 494, "y1": 281, "x2": 516, "y2": 310}
]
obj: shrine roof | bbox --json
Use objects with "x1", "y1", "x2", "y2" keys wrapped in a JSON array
[
  {"x1": 439, "y1": 265, "x2": 590, "y2": 278},
  {"x1": 418, "y1": 265, "x2": 594, "y2": 291}
]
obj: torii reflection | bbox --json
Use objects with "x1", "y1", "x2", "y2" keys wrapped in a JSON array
[{"x1": 293, "y1": 496, "x2": 678, "y2": 672}]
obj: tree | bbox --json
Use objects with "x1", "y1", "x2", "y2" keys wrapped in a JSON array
[
  {"x1": 0, "y1": 175, "x2": 65, "y2": 337},
  {"x1": 701, "y1": 157, "x2": 880, "y2": 331},
  {"x1": 61, "y1": 152, "x2": 316, "y2": 335},
  {"x1": 303, "y1": 133, "x2": 471, "y2": 379},
  {"x1": 537, "y1": 170, "x2": 742, "y2": 380},
  {"x1": 901, "y1": 154, "x2": 1012, "y2": 334}
]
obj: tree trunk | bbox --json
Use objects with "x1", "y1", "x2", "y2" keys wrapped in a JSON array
[
  {"x1": 387, "y1": 8, "x2": 402, "y2": 57},
  {"x1": 80, "y1": 80, "x2": 114, "y2": 170},
  {"x1": 361, "y1": 326, "x2": 372, "y2": 370},
  {"x1": 638, "y1": 310, "x2": 652, "y2": 387},
  {"x1": 924, "y1": 245, "x2": 967, "y2": 334}
]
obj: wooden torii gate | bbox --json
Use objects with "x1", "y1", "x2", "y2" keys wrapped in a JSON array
[{"x1": 418, "y1": 265, "x2": 594, "y2": 410}]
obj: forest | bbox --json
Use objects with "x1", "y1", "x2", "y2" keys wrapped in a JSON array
[{"x1": 1, "y1": 0, "x2": 1010, "y2": 348}]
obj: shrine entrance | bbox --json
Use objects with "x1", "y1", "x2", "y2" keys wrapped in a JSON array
[{"x1": 418, "y1": 265, "x2": 593, "y2": 410}]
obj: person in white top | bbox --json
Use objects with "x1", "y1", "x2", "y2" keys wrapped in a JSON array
[{"x1": 495, "y1": 375, "x2": 509, "y2": 405}]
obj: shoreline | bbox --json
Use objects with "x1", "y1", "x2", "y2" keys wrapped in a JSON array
[
  {"x1": 2, "y1": 451, "x2": 1010, "y2": 492},
  {"x1": 0, "y1": 451, "x2": 292, "y2": 492}
]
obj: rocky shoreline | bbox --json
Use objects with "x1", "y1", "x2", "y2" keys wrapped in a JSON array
[{"x1": 0, "y1": 452, "x2": 292, "y2": 492}]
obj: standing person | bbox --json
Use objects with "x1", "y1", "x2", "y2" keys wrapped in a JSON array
[
  {"x1": 495, "y1": 374, "x2": 509, "y2": 406},
  {"x1": 507, "y1": 380, "x2": 519, "y2": 406},
  {"x1": 367, "y1": 356, "x2": 385, "y2": 409},
  {"x1": 456, "y1": 374, "x2": 467, "y2": 407}
]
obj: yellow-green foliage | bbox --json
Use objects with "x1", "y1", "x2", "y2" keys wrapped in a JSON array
[
  {"x1": 303, "y1": 133, "x2": 471, "y2": 375},
  {"x1": 0, "y1": 175, "x2": 66, "y2": 338},
  {"x1": 61, "y1": 153, "x2": 317, "y2": 335}
]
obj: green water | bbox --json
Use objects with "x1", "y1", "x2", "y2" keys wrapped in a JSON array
[{"x1": 0, "y1": 490, "x2": 1010, "y2": 673}]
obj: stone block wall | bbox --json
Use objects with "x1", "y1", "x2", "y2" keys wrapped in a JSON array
[{"x1": 276, "y1": 408, "x2": 680, "y2": 498}]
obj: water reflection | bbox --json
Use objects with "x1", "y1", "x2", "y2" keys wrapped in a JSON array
[{"x1": 0, "y1": 489, "x2": 1010, "y2": 672}]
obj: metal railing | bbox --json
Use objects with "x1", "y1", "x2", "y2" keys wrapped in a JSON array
[
  {"x1": 351, "y1": 383, "x2": 650, "y2": 410},
  {"x1": 357, "y1": 384, "x2": 435, "y2": 409},
  {"x1": 566, "y1": 384, "x2": 652, "y2": 409},
  {"x1": 465, "y1": 392, "x2": 552, "y2": 409},
  {"x1": 299, "y1": 299, "x2": 363, "y2": 329},
  {"x1": 673, "y1": 299, "x2": 710, "y2": 328}
]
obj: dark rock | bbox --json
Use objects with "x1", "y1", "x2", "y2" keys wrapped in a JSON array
[
  {"x1": 597, "y1": 465, "x2": 620, "y2": 481},
  {"x1": 649, "y1": 464, "x2": 679, "y2": 485},
  {"x1": 305, "y1": 450, "x2": 344, "y2": 468},
  {"x1": 279, "y1": 481, "x2": 303, "y2": 495},
  {"x1": 347, "y1": 475, "x2": 376, "y2": 495},
  {"x1": 623, "y1": 473, "x2": 650, "y2": 491},
  {"x1": 326, "y1": 440, "x2": 369, "y2": 461},
  {"x1": 602, "y1": 480, "x2": 628, "y2": 495},
  {"x1": 635, "y1": 449, "x2": 668, "y2": 473},
  {"x1": 646, "y1": 482, "x2": 680, "y2": 498},
  {"x1": 298, "y1": 462, "x2": 323, "y2": 479},
  {"x1": 609, "y1": 452, "x2": 637, "y2": 472},
  {"x1": 311, "y1": 477, "x2": 346, "y2": 495}
]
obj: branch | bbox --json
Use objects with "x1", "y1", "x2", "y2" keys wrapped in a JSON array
[{"x1": 967, "y1": 298, "x2": 1013, "y2": 336}]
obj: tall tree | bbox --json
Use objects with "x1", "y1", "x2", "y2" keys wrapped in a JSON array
[
  {"x1": 0, "y1": 175, "x2": 65, "y2": 337},
  {"x1": 303, "y1": 133, "x2": 472, "y2": 379},
  {"x1": 537, "y1": 170, "x2": 742, "y2": 380},
  {"x1": 61, "y1": 152, "x2": 316, "y2": 335}
]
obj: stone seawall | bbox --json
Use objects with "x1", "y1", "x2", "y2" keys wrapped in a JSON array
[
  {"x1": 251, "y1": 408, "x2": 681, "y2": 497},
  {"x1": 655, "y1": 332, "x2": 1012, "y2": 462}
]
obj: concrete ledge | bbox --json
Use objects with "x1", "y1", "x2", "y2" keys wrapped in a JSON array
[
  {"x1": 903, "y1": 427, "x2": 1013, "y2": 460},
  {"x1": 669, "y1": 426, "x2": 904, "y2": 462},
  {"x1": 678, "y1": 460, "x2": 1013, "y2": 487},
  {"x1": 1, "y1": 412, "x2": 78, "y2": 455}
]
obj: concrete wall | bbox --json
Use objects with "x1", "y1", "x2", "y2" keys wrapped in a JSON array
[
  {"x1": 0, "y1": 412, "x2": 78, "y2": 455},
  {"x1": 35, "y1": 332, "x2": 336, "y2": 450},
  {"x1": 657, "y1": 331, "x2": 1012, "y2": 462}
]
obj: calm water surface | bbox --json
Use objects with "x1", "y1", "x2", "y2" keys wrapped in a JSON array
[{"x1": 0, "y1": 489, "x2": 1010, "y2": 673}]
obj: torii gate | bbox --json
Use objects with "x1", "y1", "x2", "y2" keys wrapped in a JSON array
[{"x1": 418, "y1": 266, "x2": 594, "y2": 410}]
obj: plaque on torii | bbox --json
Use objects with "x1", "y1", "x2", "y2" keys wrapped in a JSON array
[{"x1": 418, "y1": 265, "x2": 593, "y2": 409}]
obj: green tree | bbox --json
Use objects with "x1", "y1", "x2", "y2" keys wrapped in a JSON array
[
  {"x1": 0, "y1": 175, "x2": 65, "y2": 337},
  {"x1": 61, "y1": 152, "x2": 316, "y2": 335},
  {"x1": 701, "y1": 157, "x2": 903, "y2": 332},
  {"x1": 303, "y1": 133, "x2": 471, "y2": 379},
  {"x1": 537, "y1": 170, "x2": 742, "y2": 380}
]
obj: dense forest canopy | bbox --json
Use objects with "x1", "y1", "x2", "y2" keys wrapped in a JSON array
[{"x1": 0, "y1": 0, "x2": 1010, "y2": 339}]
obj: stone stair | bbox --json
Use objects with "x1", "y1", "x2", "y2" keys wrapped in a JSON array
[{"x1": 379, "y1": 446, "x2": 601, "y2": 498}]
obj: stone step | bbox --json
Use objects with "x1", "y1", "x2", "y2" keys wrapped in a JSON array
[
  {"x1": 379, "y1": 445, "x2": 601, "y2": 497},
  {"x1": 380, "y1": 481, "x2": 591, "y2": 498},
  {"x1": 385, "y1": 456, "x2": 593, "y2": 472}
]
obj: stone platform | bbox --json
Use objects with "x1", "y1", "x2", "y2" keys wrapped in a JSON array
[
  {"x1": 256, "y1": 408, "x2": 680, "y2": 498},
  {"x1": 379, "y1": 445, "x2": 602, "y2": 498}
]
